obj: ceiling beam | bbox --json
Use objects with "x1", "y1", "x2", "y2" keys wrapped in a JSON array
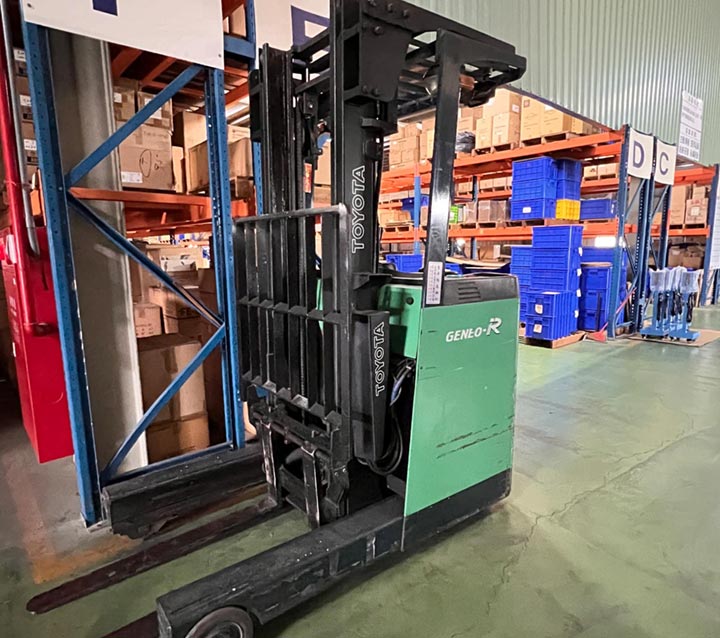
[{"x1": 111, "y1": 48, "x2": 142, "y2": 79}]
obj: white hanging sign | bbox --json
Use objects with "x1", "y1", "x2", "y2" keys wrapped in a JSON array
[
  {"x1": 678, "y1": 91, "x2": 703, "y2": 162},
  {"x1": 627, "y1": 128, "x2": 654, "y2": 180},
  {"x1": 654, "y1": 140, "x2": 677, "y2": 185},
  {"x1": 255, "y1": 0, "x2": 329, "y2": 50},
  {"x1": 22, "y1": 0, "x2": 224, "y2": 69}
]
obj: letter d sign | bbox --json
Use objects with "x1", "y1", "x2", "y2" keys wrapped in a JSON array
[{"x1": 627, "y1": 128, "x2": 653, "y2": 180}]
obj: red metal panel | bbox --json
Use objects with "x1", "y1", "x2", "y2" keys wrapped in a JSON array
[{"x1": 1, "y1": 229, "x2": 73, "y2": 462}]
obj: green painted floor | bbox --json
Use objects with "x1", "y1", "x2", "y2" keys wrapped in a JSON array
[{"x1": 2, "y1": 308, "x2": 720, "y2": 637}]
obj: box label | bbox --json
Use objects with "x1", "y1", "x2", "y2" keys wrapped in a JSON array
[
  {"x1": 522, "y1": 205, "x2": 532, "y2": 214},
  {"x1": 113, "y1": 91, "x2": 122, "y2": 104},
  {"x1": 13, "y1": 48, "x2": 25, "y2": 62},
  {"x1": 534, "y1": 303, "x2": 543, "y2": 314},
  {"x1": 122, "y1": 171, "x2": 143, "y2": 184},
  {"x1": 533, "y1": 323, "x2": 542, "y2": 334},
  {"x1": 23, "y1": 138, "x2": 37, "y2": 151},
  {"x1": 19, "y1": 94, "x2": 31, "y2": 107}
]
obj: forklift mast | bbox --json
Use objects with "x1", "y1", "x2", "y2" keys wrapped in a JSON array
[
  {"x1": 241, "y1": 0, "x2": 526, "y2": 529},
  {"x1": 157, "y1": 3, "x2": 526, "y2": 635}
]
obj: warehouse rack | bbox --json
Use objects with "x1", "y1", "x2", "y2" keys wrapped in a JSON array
[
  {"x1": 19, "y1": 1, "x2": 259, "y2": 528},
  {"x1": 377, "y1": 122, "x2": 719, "y2": 336}
]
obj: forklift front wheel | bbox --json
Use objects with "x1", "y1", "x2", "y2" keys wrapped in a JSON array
[{"x1": 185, "y1": 607, "x2": 255, "y2": 638}]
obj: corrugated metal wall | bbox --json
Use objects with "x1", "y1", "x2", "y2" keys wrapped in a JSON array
[{"x1": 413, "y1": 0, "x2": 720, "y2": 164}]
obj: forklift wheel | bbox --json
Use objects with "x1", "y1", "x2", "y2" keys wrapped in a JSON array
[{"x1": 185, "y1": 607, "x2": 255, "y2": 638}]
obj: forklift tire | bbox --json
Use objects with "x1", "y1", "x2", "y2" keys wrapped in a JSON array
[{"x1": 184, "y1": 607, "x2": 255, "y2": 638}]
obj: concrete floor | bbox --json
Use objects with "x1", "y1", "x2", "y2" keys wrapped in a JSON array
[{"x1": 2, "y1": 308, "x2": 720, "y2": 637}]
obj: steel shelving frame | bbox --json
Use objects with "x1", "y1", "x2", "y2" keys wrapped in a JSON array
[{"x1": 20, "y1": 2, "x2": 257, "y2": 525}]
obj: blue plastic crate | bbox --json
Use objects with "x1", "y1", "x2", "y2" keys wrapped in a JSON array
[
  {"x1": 512, "y1": 156, "x2": 558, "y2": 182},
  {"x1": 386, "y1": 253, "x2": 423, "y2": 272},
  {"x1": 524, "y1": 312, "x2": 576, "y2": 341},
  {"x1": 532, "y1": 247, "x2": 582, "y2": 271},
  {"x1": 400, "y1": 195, "x2": 429, "y2": 214},
  {"x1": 512, "y1": 179, "x2": 558, "y2": 200},
  {"x1": 532, "y1": 224, "x2": 583, "y2": 249},
  {"x1": 556, "y1": 178, "x2": 581, "y2": 200},
  {"x1": 580, "y1": 198, "x2": 616, "y2": 220},
  {"x1": 511, "y1": 245, "x2": 533, "y2": 265},
  {"x1": 526, "y1": 290, "x2": 577, "y2": 317},
  {"x1": 556, "y1": 159, "x2": 583, "y2": 182},
  {"x1": 510, "y1": 198, "x2": 557, "y2": 220},
  {"x1": 581, "y1": 264, "x2": 612, "y2": 291},
  {"x1": 578, "y1": 307, "x2": 608, "y2": 331},
  {"x1": 386, "y1": 253, "x2": 463, "y2": 275},
  {"x1": 531, "y1": 268, "x2": 581, "y2": 292}
]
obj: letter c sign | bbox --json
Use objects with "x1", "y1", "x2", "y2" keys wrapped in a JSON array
[{"x1": 654, "y1": 140, "x2": 677, "y2": 185}]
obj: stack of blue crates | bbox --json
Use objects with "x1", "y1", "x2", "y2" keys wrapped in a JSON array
[
  {"x1": 524, "y1": 225, "x2": 583, "y2": 340},
  {"x1": 510, "y1": 157, "x2": 558, "y2": 221},
  {"x1": 555, "y1": 159, "x2": 582, "y2": 200},
  {"x1": 510, "y1": 245, "x2": 532, "y2": 321},
  {"x1": 581, "y1": 247, "x2": 628, "y2": 307},
  {"x1": 579, "y1": 263, "x2": 613, "y2": 331}
]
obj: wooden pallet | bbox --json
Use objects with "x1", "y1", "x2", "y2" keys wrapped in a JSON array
[
  {"x1": 382, "y1": 223, "x2": 413, "y2": 234},
  {"x1": 505, "y1": 218, "x2": 545, "y2": 228},
  {"x1": 456, "y1": 220, "x2": 504, "y2": 230},
  {"x1": 669, "y1": 222, "x2": 707, "y2": 232},
  {"x1": 521, "y1": 331, "x2": 586, "y2": 349},
  {"x1": 475, "y1": 142, "x2": 521, "y2": 155},
  {"x1": 521, "y1": 132, "x2": 581, "y2": 148}
]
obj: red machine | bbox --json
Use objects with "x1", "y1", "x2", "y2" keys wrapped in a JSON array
[{"x1": 0, "y1": 26, "x2": 72, "y2": 462}]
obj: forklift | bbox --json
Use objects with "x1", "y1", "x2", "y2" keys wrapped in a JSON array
[{"x1": 156, "y1": 1, "x2": 526, "y2": 635}]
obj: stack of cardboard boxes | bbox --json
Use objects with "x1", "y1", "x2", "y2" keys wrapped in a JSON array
[
  {"x1": 114, "y1": 80, "x2": 175, "y2": 192},
  {"x1": 667, "y1": 185, "x2": 709, "y2": 227},
  {"x1": 388, "y1": 122, "x2": 422, "y2": 170},
  {"x1": 137, "y1": 334, "x2": 210, "y2": 462}
]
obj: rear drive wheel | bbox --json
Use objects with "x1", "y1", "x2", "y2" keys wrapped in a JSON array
[{"x1": 185, "y1": 607, "x2": 254, "y2": 638}]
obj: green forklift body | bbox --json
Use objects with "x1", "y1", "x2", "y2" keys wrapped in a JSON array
[{"x1": 380, "y1": 277, "x2": 518, "y2": 518}]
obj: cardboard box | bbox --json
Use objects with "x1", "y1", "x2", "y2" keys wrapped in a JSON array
[
  {"x1": 164, "y1": 315, "x2": 207, "y2": 341},
  {"x1": 227, "y1": 6, "x2": 247, "y2": 36},
  {"x1": 113, "y1": 80, "x2": 137, "y2": 123},
  {"x1": 491, "y1": 112, "x2": 520, "y2": 147},
  {"x1": 133, "y1": 302, "x2": 163, "y2": 338},
  {"x1": 20, "y1": 122, "x2": 37, "y2": 166},
  {"x1": 669, "y1": 186, "x2": 688, "y2": 225},
  {"x1": 598, "y1": 163, "x2": 618, "y2": 178},
  {"x1": 474, "y1": 118, "x2": 492, "y2": 150},
  {"x1": 476, "y1": 200, "x2": 508, "y2": 223},
  {"x1": 457, "y1": 116, "x2": 475, "y2": 133},
  {"x1": 137, "y1": 334, "x2": 206, "y2": 422},
  {"x1": 484, "y1": 89, "x2": 521, "y2": 117},
  {"x1": 667, "y1": 247, "x2": 683, "y2": 268},
  {"x1": 422, "y1": 118, "x2": 435, "y2": 131},
  {"x1": 149, "y1": 286, "x2": 200, "y2": 320},
  {"x1": 520, "y1": 96, "x2": 544, "y2": 141},
  {"x1": 173, "y1": 111, "x2": 207, "y2": 152},
  {"x1": 314, "y1": 184, "x2": 331, "y2": 206},
  {"x1": 479, "y1": 178, "x2": 493, "y2": 191},
  {"x1": 119, "y1": 125, "x2": 174, "y2": 191},
  {"x1": 542, "y1": 107, "x2": 586, "y2": 137},
  {"x1": 129, "y1": 257, "x2": 153, "y2": 302},
  {"x1": 583, "y1": 165, "x2": 598, "y2": 179},
  {"x1": 691, "y1": 185, "x2": 707, "y2": 201},
  {"x1": 685, "y1": 198, "x2": 708, "y2": 224},
  {"x1": 146, "y1": 413, "x2": 210, "y2": 463},
  {"x1": 681, "y1": 246, "x2": 704, "y2": 270},
  {"x1": 13, "y1": 48, "x2": 27, "y2": 78},
  {"x1": 136, "y1": 91, "x2": 173, "y2": 130},
  {"x1": 172, "y1": 146, "x2": 185, "y2": 193},
  {"x1": 315, "y1": 147, "x2": 331, "y2": 185},
  {"x1": 187, "y1": 137, "x2": 252, "y2": 192}
]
